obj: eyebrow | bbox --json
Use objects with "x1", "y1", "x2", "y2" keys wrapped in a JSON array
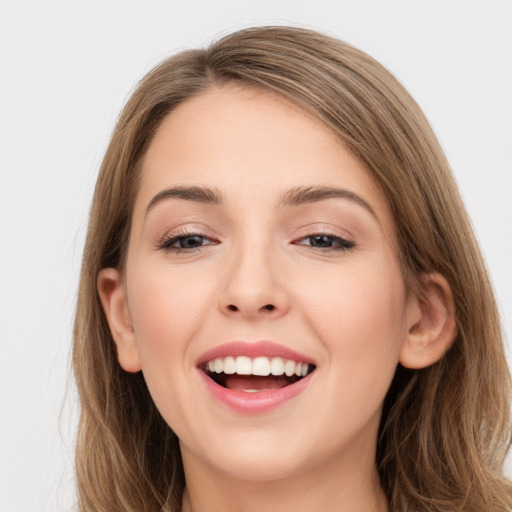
[
  {"x1": 145, "y1": 186, "x2": 223, "y2": 216},
  {"x1": 145, "y1": 184, "x2": 378, "y2": 221},
  {"x1": 281, "y1": 186, "x2": 378, "y2": 219}
]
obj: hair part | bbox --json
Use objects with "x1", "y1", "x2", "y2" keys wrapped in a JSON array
[{"x1": 73, "y1": 26, "x2": 511, "y2": 511}]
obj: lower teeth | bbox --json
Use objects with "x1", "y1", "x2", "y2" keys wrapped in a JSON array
[{"x1": 206, "y1": 371, "x2": 300, "y2": 390}]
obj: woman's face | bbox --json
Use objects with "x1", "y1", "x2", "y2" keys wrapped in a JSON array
[{"x1": 116, "y1": 86, "x2": 418, "y2": 481}]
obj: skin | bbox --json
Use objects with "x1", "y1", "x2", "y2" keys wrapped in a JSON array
[{"x1": 99, "y1": 86, "x2": 456, "y2": 512}]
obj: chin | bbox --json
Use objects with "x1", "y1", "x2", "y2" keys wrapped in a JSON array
[
  {"x1": 181, "y1": 427, "x2": 314, "y2": 483},
  {"x1": 210, "y1": 451, "x2": 307, "y2": 483}
]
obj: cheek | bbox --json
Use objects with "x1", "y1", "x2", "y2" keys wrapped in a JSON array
[
  {"x1": 299, "y1": 260, "x2": 407, "y2": 394},
  {"x1": 126, "y1": 265, "x2": 215, "y2": 367},
  {"x1": 124, "y1": 265, "x2": 219, "y2": 432}
]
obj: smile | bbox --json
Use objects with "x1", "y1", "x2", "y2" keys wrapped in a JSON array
[
  {"x1": 196, "y1": 342, "x2": 316, "y2": 413},
  {"x1": 202, "y1": 356, "x2": 313, "y2": 392}
]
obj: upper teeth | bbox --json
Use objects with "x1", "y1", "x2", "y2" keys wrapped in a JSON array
[{"x1": 206, "y1": 356, "x2": 309, "y2": 377}]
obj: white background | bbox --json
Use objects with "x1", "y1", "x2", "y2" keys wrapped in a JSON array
[{"x1": 0, "y1": 1, "x2": 511, "y2": 510}]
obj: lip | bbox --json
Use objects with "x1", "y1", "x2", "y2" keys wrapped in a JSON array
[
  {"x1": 196, "y1": 341, "x2": 315, "y2": 366},
  {"x1": 197, "y1": 367, "x2": 314, "y2": 414},
  {"x1": 196, "y1": 341, "x2": 316, "y2": 414}
]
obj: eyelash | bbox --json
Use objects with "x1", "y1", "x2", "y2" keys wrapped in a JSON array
[
  {"x1": 158, "y1": 231, "x2": 355, "y2": 254},
  {"x1": 158, "y1": 231, "x2": 217, "y2": 253},
  {"x1": 293, "y1": 233, "x2": 355, "y2": 252}
]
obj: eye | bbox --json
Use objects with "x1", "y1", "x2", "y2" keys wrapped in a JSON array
[
  {"x1": 159, "y1": 233, "x2": 217, "y2": 252},
  {"x1": 294, "y1": 233, "x2": 355, "y2": 251}
]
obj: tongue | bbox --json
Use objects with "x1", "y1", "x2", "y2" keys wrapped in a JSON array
[{"x1": 223, "y1": 375, "x2": 291, "y2": 391}]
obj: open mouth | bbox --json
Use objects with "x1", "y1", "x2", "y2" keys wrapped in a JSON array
[{"x1": 200, "y1": 356, "x2": 316, "y2": 392}]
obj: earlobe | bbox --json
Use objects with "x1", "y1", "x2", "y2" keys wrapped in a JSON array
[
  {"x1": 399, "y1": 273, "x2": 457, "y2": 370},
  {"x1": 97, "y1": 268, "x2": 142, "y2": 373}
]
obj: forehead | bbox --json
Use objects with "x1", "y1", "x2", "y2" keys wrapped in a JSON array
[{"x1": 136, "y1": 86, "x2": 394, "y2": 232}]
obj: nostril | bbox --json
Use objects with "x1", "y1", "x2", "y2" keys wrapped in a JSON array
[{"x1": 225, "y1": 303, "x2": 275, "y2": 313}]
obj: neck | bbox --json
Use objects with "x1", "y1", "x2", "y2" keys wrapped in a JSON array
[{"x1": 180, "y1": 441, "x2": 388, "y2": 512}]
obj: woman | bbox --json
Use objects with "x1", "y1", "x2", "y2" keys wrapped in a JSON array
[{"x1": 73, "y1": 26, "x2": 512, "y2": 511}]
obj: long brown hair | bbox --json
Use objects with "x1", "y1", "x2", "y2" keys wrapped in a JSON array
[{"x1": 73, "y1": 26, "x2": 512, "y2": 511}]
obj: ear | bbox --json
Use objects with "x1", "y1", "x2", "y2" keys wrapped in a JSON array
[
  {"x1": 399, "y1": 272, "x2": 457, "y2": 369},
  {"x1": 97, "y1": 268, "x2": 142, "y2": 373}
]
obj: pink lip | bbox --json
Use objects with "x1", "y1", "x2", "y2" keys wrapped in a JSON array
[
  {"x1": 196, "y1": 341, "x2": 316, "y2": 414},
  {"x1": 196, "y1": 341, "x2": 315, "y2": 366},
  {"x1": 197, "y1": 368, "x2": 314, "y2": 414}
]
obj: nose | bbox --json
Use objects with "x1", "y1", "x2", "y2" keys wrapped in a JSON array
[{"x1": 218, "y1": 241, "x2": 290, "y2": 320}]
